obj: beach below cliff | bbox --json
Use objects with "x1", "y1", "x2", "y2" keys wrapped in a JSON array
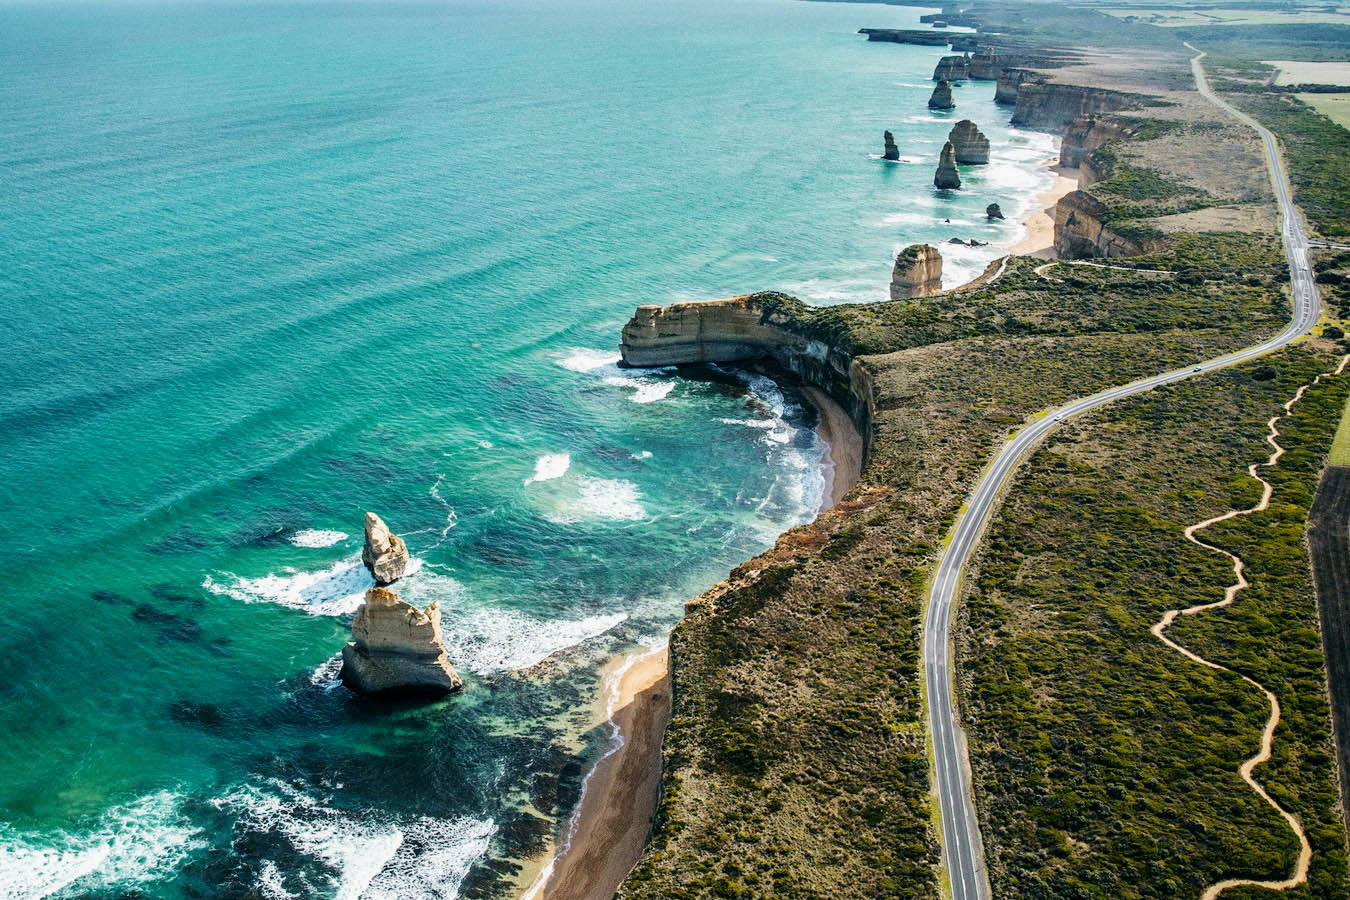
[
  {"x1": 1009, "y1": 159, "x2": 1080, "y2": 257},
  {"x1": 805, "y1": 385, "x2": 864, "y2": 513}
]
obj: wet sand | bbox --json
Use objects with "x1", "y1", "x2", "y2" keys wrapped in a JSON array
[
  {"x1": 523, "y1": 647, "x2": 670, "y2": 900},
  {"x1": 1008, "y1": 160, "x2": 1080, "y2": 258},
  {"x1": 803, "y1": 385, "x2": 864, "y2": 513}
]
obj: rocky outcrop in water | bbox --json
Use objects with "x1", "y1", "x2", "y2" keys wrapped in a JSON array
[
  {"x1": 891, "y1": 244, "x2": 943, "y2": 300},
  {"x1": 947, "y1": 120, "x2": 989, "y2": 165},
  {"x1": 858, "y1": 28, "x2": 949, "y2": 46},
  {"x1": 934, "y1": 141, "x2": 961, "y2": 190},
  {"x1": 883, "y1": 130, "x2": 899, "y2": 161},
  {"x1": 933, "y1": 54, "x2": 970, "y2": 82},
  {"x1": 928, "y1": 80, "x2": 956, "y2": 110},
  {"x1": 340, "y1": 587, "x2": 463, "y2": 697},
  {"x1": 361, "y1": 512, "x2": 410, "y2": 584},
  {"x1": 986, "y1": 203, "x2": 1004, "y2": 219}
]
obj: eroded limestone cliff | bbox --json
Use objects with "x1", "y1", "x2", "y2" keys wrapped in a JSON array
[
  {"x1": 948, "y1": 119, "x2": 990, "y2": 165},
  {"x1": 1011, "y1": 82, "x2": 1143, "y2": 131},
  {"x1": 361, "y1": 512, "x2": 409, "y2": 584},
  {"x1": 933, "y1": 54, "x2": 970, "y2": 82},
  {"x1": 1053, "y1": 190, "x2": 1158, "y2": 258},
  {"x1": 891, "y1": 244, "x2": 944, "y2": 300},
  {"x1": 341, "y1": 587, "x2": 463, "y2": 696},
  {"x1": 934, "y1": 141, "x2": 961, "y2": 190}
]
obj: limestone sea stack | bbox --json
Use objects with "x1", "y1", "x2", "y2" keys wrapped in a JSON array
[
  {"x1": 340, "y1": 587, "x2": 463, "y2": 696},
  {"x1": 987, "y1": 203, "x2": 1004, "y2": 219},
  {"x1": 947, "y1": 120, "x2": 990, "y2": 165},
  {"x1": 928, "y1": 80, "x2": 955, "y2": 111},
  {"x1": 932, "y1": 54, "x2": 970, "y2": 82},
  {"x1": 882, "y1": 130, "x2": 900, "y2": 161},
  {"x1": 890, "y1": 244, "x2": 943, "y2": 300},
  {"x1": 361, "y1": 512, "x2": 409, "y2": 585},
  {"x1": 934, "y1": 141, "x2": 961, "y2": 190}
]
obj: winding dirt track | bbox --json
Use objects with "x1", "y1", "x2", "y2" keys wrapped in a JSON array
[
  {"x1": 1033, "y1": 260, "x2": 1174, "y2": 282},
  {"x1": 1150, "y1": 355, "x2": 1348, "y2": 899}
]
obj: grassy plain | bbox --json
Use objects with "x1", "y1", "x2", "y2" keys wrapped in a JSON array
[
  {"x1": 1268, "y1": 60, "x2": 1350, "y2": 84},
  {"x1": 1297, "y1": 92, "x2": 1350, "y2": 127}
]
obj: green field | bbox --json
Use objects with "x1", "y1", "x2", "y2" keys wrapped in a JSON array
[
  {"x1": 1299, "y1": 92, "x2": 1350, "y2": 128},
  {"x1": 1269, "y1": 59, "x2": 1350, "y2": 85},
  {"x1": 1329, "y1": 394, "x2": 1350, "y2": 465},
  {"x1": 1102, "y1": 7, "x2": 1350, "y2": 27}
]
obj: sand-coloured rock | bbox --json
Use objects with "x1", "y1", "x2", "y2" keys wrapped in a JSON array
[
  {"x1": 932, "y1": 54, "x2": 970, "y2": 82},
  {"x1": 947, "y1": 120, "x2": 990, "y2": 165},
  {"x1": 361, "y1": 512, "x2": 409, "y2": 584},
  {"x1": 882, "y1": 130, "x2": 899, "y2": 161},
  {"x1": 986, "y1": 203, "x2": 1004, "y2": 219},
  {"x1": 890, "y1": 244, "x2": 943, "y2": 300},
  {"x1": 928, "y1": 80, "x2": 955, "y2": 110},
  {"x1": 1054, "y1": 190, "x2": 1160, "y2": 259},
  {"x1": 340, "y1": 587, "x2": 463, "y2": 696},
  {"x1": 934, "y1": 141, "x2": 961, "y2": 190},
  {"x1": 1011, "y1": 82, "x2": 1143, "y2": 131}
]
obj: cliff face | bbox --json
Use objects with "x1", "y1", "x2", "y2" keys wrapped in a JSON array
[
  {"x1": 1053, "y1": 190, "x2": 1158, "y2": 259},
  {"x1": 1059, "y1": 114, "x2": 1138, "y2": 169},
  {"x1": 928, "y1": 80, "x2": 955, "y2": 110},
  {"x1": 620, "y1": 295, "x2": 875, "y2": 454},
  {"x1": 934, "y1": 141, "x2": 961, "y2": 189},
  {"x1": 891, "y1": 244, "x2": 943, "y2": 300},
  {"x1": 857, "y1": 28, "x2": 949, "y2": 47},
  {"x1": 1011, "y1": 82, "x2": 1142, "y2": 131},
  {"x1": 995, "y1": 68, "x2": 1041, "y2": 105}
]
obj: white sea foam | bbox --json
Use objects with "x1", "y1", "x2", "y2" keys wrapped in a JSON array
[
  {"x1": 0, "y1": 792, "x2": 202, "y2": 900},
  {"x1": 557, "y1": 349, "x2": 621, "y2": 373},
  {"x1": 203, "y1": 555, "x2": 426, "y2": 617},
  {"x1": 445, "y1": 610, "x2": 628, "y2": 674},
  {"x1": 631, "y1": 450, "x2": 652, "y2": 460},
  {"x1": 216, "y1": 781, "x2": 491, "y2": 900},
  {"x1": 558, "y1": 347, "x2": 676, "y2": 403},
  {"x1": 524, "y1": 453, "x2": 571, "y2": 485},
  {"x1": 603, "y1": 376, "x2": 674, "y2": 403},
  {"x1": 543, "y1": 477, "x2": 647, "y2": 524},
  {"x1": 290, "y1": 529, "x2": 348, "y2": 549}
]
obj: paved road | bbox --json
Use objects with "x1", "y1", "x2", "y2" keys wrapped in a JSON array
[{"x1": 921, "y1": 46, "x2": 1322, "y2": 900}]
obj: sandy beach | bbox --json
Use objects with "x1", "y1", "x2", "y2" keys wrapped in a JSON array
[
  {"x1": 523, "y1": 647, "x2": 670, "y2": 900},
  {"x1": 804, "y1": 385, "x2": 864, "y2": 513},
  {"x1": 1008, "y1": 159, "x2": 1080, "y2": 258}
]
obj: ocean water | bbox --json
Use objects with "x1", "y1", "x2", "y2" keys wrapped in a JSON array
[{"x1": 0, "y1": 1, "x2": 1055, "y2": 897}]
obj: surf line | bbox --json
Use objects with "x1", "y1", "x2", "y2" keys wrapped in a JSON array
[{"x1": 1150, "y1": 355, "x2": 1348, "y2": 899}]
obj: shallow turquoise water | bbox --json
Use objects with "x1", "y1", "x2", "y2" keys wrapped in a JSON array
[{"x1": 0, "y1": 1, "x2": 1054, "y2": 896}]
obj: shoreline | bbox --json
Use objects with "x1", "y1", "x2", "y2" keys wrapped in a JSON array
[
  {"x1": 804, "y1": 385, "x2": 864, "y2": 515},
  {"x1": 1008, "y1": 158, "x2": 1080, "y2": 258},
  {"x1": 521, "y1": 646, "x2": 670, "y2": 900}
]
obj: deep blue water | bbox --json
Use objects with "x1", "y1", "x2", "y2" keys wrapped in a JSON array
[{"x1": 0, "y1": 1, "x2": 1054, "y2": 896}]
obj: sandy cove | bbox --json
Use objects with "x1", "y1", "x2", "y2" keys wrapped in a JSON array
[
  {"x1": 1008, "y1": 158, "x2": 1080, "y2": 258},
  {"x1": 520, "y1": 388, "x2": 864, "y2": 899}
]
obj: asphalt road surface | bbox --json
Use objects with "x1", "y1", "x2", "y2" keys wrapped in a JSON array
[{"x1": 921, "y1": 46, "x2": 1322, "y2": 900}]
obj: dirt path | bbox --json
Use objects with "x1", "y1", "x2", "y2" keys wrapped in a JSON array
[
  {"x1": 1034, "y1": 260, "x2": 1174, "y2": 282},
  {"x1": 1150, "y1": 356, "x2": 1348, "y2": 898}
]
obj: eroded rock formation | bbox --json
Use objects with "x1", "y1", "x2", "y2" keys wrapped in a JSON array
[
  {"x1": 934, "y1": 141, "x2": 961, "y2": 190},
  {"x1": 340, "y1": 587, "x2": 463, "y2": 696},
  {"x1": 1011, "y1": 82, "x2": 1143, "y2": 131},
  {"x1": 858, "y1": 28, "x2": 949, "y2": 46},
  {"x1": 933, "y1": 54, "x2": 970, "y2": 82},
  {"x1": 883, "y1": 130, "x2": 899, "y2": 161},
  {"x1": 928, "y1": 80, "x2": 956, "y2": 110},
  {"x1": 1054, "y1": 190, "x2": 1159, "y2": 259},
  {"x1": 361, "y1": 512, "x2": 409, "y2": 585},
  {"x1": 948, "y1": 120, "x2": 990, "y2": 165},
  {"x1": 995, "y1": 68, "x2": 1040, "y2": 105},
  {"x1": 891, "y1": 244, "x2": 943, "y2": 299},
  {"x1": 987, "y1": 203, "x2": 1004, "y2": 219}
]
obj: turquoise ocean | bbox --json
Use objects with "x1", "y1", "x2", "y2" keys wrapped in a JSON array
[{"x1": 0, "y1": 1, "x2": 1055, "y2": 896}]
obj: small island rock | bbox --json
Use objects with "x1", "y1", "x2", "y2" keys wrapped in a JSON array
[
  {"x1": 948, "y1": 119, "x2": 990, "y2": 165},
  {"x1": 986, "y1": 203, "x2": 1005, "y2": 219},
  {"x1": 883, "y1": 130, "x2": 900, "y2": 161},
  {"x1": 934, "y1": 141, "x2": 961, "y2": 190},
  {"x1": 361, "y1": 512, "x2": 410, "y2": 585},
  {"x1": 928, "y1": 80, "x2": 955, "y2": 110},
  {"x1": 891, "y1": 244, "x2": 943, "y2": 300},
  {"x1": 340, "y1": 587, "x2": 463, "y2": 697}
]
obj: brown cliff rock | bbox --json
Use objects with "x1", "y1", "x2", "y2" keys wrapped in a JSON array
[
  {"x1": 883, "y1": 130, "x2": 899, "y2": 161},
  {"x1": 890, "y1": 244, "x2": 943, "y2": 300},
  {"x1": 1053, "y1": 190, "x2": 1160, "y2": 259},
  {"x1": 934, "y1": 141, "x2": 961, "y2": 190},
  {"x1": 361, "y1": 512, "x2": 409, "y2": 585},
  {"x1": 340, "y1": 587, "x2": 463, "y2": 696},
  {"x1": 928, "y1": 80, "x2": 955, "y2": 110},
  {"x1": 932, "y1": 54, "x2": 970, "y2": 82},
  {"x1": 948, "y1": 120, "x2": 990, "y2": 165}
]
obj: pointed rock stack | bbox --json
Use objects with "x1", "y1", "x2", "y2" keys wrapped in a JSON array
[
  {"x1": 986, "y1": 202, "x2": 1004, "y2": 220},
  {"x1": 934, "y1": 141, "x2": 961, "y2": 190},
  {"x1": 947, "y1": 119, "x2": 990, "y2": 165},
  {"x1": 882, "y1": 130, "x2": 900, "y2": 161},
  {"x1": 342, "y1": 513, "x2": 463, "y2": 698},
  {"x1": 890, "y1": 244, "x2": 943, "y2": 300},
  {"x1": 928, "y1": 80, "x2": 955, "y2": 110}
]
